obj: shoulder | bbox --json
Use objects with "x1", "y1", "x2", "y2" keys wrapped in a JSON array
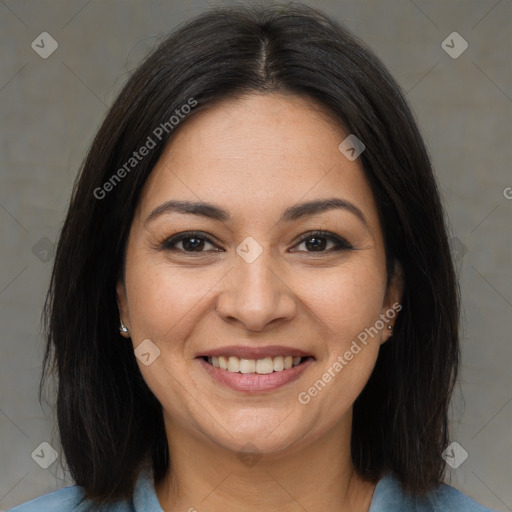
[
  {"x1": 419, "y1": 481, "x2": 499, "y2": 512},
  {"x1": 370, "y1": 472, "x2": 499, "y2": 512},
  {"x1": 6, "y1": 483, "x2": 133, "y2": 512},
  {"x1": 7, "y1": 466, "x2": 160, "y2": 512},
  {"x1": 7, "y1": 485, "x2": 86, "y2": 511}
]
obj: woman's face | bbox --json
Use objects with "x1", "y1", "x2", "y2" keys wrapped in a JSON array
[{"x1": 117, "y1": 93, "x2": 402, "y2": 456}]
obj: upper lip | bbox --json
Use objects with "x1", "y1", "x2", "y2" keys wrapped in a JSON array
[{"x1": 197, "y1": 345, "x2": 313, "y2": 359}]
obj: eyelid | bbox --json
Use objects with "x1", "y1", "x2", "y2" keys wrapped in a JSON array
[
  {"x1": 160, "y1": 229, "x2": 353, "y2": 253},
  {"x1": 160, "y1": 230, "x2": 221, "y2": 251},
  {"x1": 292, "y1": 230, "x2": 354, "y2": 251}
]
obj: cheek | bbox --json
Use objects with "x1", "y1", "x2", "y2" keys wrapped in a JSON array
[
  {"x1": 125, "y1": 260, "x2": 219, "y2": 341},
  {"x1": 300, "y1": 257, "x2": 386, "y2": 340},
  {"x1": 294, "y1": 259, "x2": 385, "y2": 422}
]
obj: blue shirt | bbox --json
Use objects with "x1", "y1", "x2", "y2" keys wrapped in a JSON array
[{"x1": 8, "y1": 467, "x2": 498, "y2": 511}]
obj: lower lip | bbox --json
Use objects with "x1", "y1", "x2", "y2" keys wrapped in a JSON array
[{"x1": 198, "y1": 357, "x2": 313, "y2": 392}]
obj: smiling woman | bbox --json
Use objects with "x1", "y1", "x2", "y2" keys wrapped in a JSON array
[{"x1": 9, "y1": 4, "x2": 498, "y2": 512}]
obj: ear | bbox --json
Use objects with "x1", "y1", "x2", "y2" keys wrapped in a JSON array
[
  {"x1": 380, "y1": 261, "x2": 404, "y2": 344},
  {"x1": 384, "y1": 261, "x2": 404, "y2": 307},
  {"x1": 116, "y1": 279, "x2": 130, "y2": 335}
]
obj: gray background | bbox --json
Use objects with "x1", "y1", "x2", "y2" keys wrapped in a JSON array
[{"x1": 0, "y1": 0, "x2": 510, "y2": 510}]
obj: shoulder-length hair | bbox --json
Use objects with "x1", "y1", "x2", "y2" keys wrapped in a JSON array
[{"x1": 41, "y1": 3, "x2": 459, "y2": 504}]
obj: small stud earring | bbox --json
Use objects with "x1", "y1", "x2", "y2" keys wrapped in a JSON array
[
  {"x1": 119, "y1": 321, "x2": 129, "y2": 336},
  {"x1": 387, "y1": 325, "x2": 393, "y2": 331}
]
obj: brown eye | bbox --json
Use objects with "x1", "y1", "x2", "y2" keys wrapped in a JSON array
[
  {"x1": 292, "y1": 231, "x2": 353, "y2": 253},
  {"x1": 161, "y1": 232, "x2": 221, "y2": 253}
]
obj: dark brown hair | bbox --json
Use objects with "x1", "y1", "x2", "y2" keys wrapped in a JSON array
[{"x1": 41, "y1": 3, "x2": 459, "y2": 504}]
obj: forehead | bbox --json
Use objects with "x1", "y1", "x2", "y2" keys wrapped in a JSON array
[{"x1": 137, "y1": 93, "x2": 380, "y2": 230}]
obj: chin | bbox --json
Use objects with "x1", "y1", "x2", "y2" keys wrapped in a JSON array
[{"x1": 201, "y1": 413, "x2": 314, "y2": 457}]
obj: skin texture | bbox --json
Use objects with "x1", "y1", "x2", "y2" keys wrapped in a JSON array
[{"x1": 117, "y1": 93, "x2": 403, "y2": 512}]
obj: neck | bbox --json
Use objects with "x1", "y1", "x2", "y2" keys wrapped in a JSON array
[{"x1": 155, "y1": 412, "x2": 377, "y2": 512}]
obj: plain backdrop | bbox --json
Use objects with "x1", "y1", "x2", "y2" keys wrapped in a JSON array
[{"x1": 0, "y1": 0, "x2": 510, "y2": 510}]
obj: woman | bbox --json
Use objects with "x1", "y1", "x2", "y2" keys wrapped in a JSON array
[{"x1": 9, "y1": 4, "x2": 498, "y2": 511}]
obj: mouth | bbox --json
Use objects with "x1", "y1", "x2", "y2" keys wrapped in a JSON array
[
  {"x1": 201, "y1": 355, "x2": 313, "y2": 374},
  {"x1": 196, "y1": 346, "x2": 315, "y2": 392}
]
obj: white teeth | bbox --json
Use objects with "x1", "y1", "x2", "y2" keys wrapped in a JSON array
[
  {"x1": 228, "y1": 356, "x2": 240, "y2": 372},
  {"x1": 273, "y1": 356, "x2": 284, "y2": 371},
  {"x1": 239, "y1": 358, "x2": 256, "y2": 374},
  {"x1": 206, "y1": 355, "x2": 305, "y2": 374},
  {"x1": 256, "y1": 357, "x2": 274, "y2": 374}
]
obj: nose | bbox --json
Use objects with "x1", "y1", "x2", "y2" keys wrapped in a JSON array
[{"x1": 215, "y1": 250, "x2": 297, "y2": 332}]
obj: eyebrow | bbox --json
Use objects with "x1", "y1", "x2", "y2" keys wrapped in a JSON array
[{"x1": 144, "y1": 197, "x2": 369, "y2": 228}]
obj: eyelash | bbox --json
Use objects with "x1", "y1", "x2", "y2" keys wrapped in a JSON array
[{"x1": 160, "y1": 230, "x2": 354, "y2": 255}]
